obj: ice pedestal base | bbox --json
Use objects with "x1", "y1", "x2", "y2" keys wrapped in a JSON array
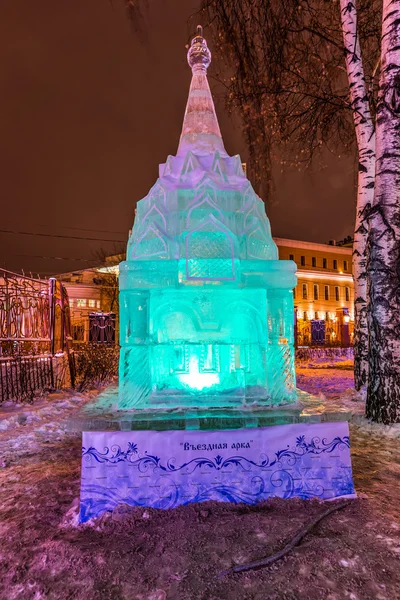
[{"x1": 79, "y1": 421, "x2": 356, "y2": 523}]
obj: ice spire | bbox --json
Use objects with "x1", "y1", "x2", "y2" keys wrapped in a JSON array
[{"x1": 177, "y1": 26, "x2": 226, "y2": 156}]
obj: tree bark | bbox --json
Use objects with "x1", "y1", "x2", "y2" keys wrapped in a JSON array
[
  {"x1": 367, "y1": 0, "x2": 400, "y2": 423},
  {"x1": 340, "y1": 0, "x2": 376, "y2": 390}
]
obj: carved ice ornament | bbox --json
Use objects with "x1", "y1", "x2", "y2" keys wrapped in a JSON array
[
  {"x1": 193, "y1": 174, "x2": 218, "y2": 202},
  {"x1": 241, "y1": 194, "x2": 276, "y2": 260},
  {"x1": 185, "y1": 215, "x2": 236, "y2": 281},
  {"x1": 148, "y1": 182, "x2": 167, "y2": 208},
  {"x1": 143, "y1": 204, "x2": 167, "y2": 230},
  {"x1": 211, "y1": 151, "x2": 228, "y2": 182},
  {"x1": 180, "y1": 151, "x2": 200, "y2": 181},
  {"x1": 186, "y1": 193, "x2": 223, "y2": 228},
  {"x1": 247, "y1": 226, "x2": 275, "y2": 260},
  {"x1": 131, "y1": 223, "x2": 168, "y2": 260}
]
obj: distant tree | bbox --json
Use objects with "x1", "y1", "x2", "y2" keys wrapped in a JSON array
[
  {"x1": 366, "y1": 0, "x2": 400, "y2": 423},
  {"x1": 339, "y1": 0, "x2": 376, "y2": 390}
]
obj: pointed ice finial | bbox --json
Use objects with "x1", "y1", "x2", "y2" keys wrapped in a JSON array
[
  {"x1": 177, "y1": 26, "x2": 226, "y2": 156},
  {"x1": 187, "y1": 25, "x2": 211, "y2": 72}
]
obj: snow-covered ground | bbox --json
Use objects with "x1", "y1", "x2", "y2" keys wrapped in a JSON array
[
  {"x1": 0, "y1": 388, "x2": 102, "y2": 467},
  {"x1": 0, "y1": 370, "x2": 399, "y2": 599},
  {"x1": 297, "y1": 366, "x2": 400, "y2": 438}
]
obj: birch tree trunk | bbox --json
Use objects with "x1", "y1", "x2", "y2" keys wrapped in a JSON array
[
  {"x1": 367, "y1": 0, "x2": 400, "y2": 423},
  {"x1": 340, "y1": 0, "x2": 375, "y2": 390}
]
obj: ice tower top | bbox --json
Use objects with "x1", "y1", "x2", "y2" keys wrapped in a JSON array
[
  {"x1": 177, "y1": 26, "x2": 226, "y2": 157},
  {"x1": 187, "y1": 25, "x2": 211, "y2": 71}
]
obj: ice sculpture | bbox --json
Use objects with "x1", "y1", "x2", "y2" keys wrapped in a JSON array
[{"x1": 119, "y1": 27, "x2": 297, "y2": 410}]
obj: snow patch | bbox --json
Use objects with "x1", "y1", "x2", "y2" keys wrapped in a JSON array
[{"x1": 60, "y1": 497, "x2": 80, "y2": 529}]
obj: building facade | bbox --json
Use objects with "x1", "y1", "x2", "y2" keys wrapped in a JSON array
[
  {"x1": 56, "y1": 269, "x2": 112, "y2": 343},
  {"x1": 56, "y1": 240, "x2": 354, "y2": 348},
  {"x1": 275, "y1": 238, "x2": 354, "y2": 346}
]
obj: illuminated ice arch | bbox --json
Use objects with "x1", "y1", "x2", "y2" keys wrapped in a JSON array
[
  {"x1": 221, "y1": 303, "x2": 266, "y2": 344},
  {"x1": 153, "y1": 303, "x2": 202, "y2": 343},
  {"x1": 150, "y1": 299, "x2": 267, "y2": 394},
  {"x1": 151, "y1": 305, "x2": 221, "y2": 392}
]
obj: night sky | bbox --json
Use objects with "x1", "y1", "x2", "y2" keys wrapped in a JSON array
[{"x1": 1, "y1": 0, "x2": 356, "y2": 277}]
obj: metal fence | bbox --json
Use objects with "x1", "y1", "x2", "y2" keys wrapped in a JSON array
[
  {"x1": 89, "y1": 312, "x2": 116, "y2": 344},
  {"x1": 296, "y1": 317, "x2": 354, "y2": 348},
  {"x1": 0, "y1": 356, "x2": 55, "y2": 403},
  {"x1": 0, "y1": 269, "x2": 74, "y2": 403}
]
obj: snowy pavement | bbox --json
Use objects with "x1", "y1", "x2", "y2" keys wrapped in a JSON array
[
  {"x1": 0, "y1": 389, "x2": 102, "y2": 468},
  {"x1": 0, "y1": 371, "x2": 399, "y2": 599},
  {"x1": 297, "y1": 366, "x2": 400, "y2": 438}
]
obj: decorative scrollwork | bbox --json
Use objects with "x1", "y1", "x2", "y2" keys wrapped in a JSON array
[
  {"x1": 0, "y1": 269, "x2": 70, "y2": 357},
  {"x1": 82, "y1": 435, "x2": 350, "y2": 473}
]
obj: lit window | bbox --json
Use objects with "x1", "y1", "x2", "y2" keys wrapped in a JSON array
[
  {"x1": 345, "y1": 287, "x2": 350, "y2": 302},
  {"x1": 88, "y1": 299, "x2": 96, "y2": 308},
  {"x1": 335, "y1": 286, "x2": 340, "y2": 302},
  {"x1": 324, "y1": 285, "x2": 329, "y2": 301},
  {"x1": 97, "y1": 300, "x2": 101, "y2": 308},
  {"x1": 76, "y1": 299, "x2": 86, "y2": 307},
  {"x1": 323, "y1": 258, "x2": 327, "y2": 269},
  {"x1": 313, "y1": 284, "x2": 319, "y2": 300},
  {"x1": 343, "y1": 260, "x2": 348, "y2": 271},
  {"x1": 312, "y1": 257, "x2": 316, "y2": 268},
  {"x1": 302, "y1": 283, "x2": 308, "y2": 299},
  {"x1": 69, "y1": 299, "x2": 74, "y2": 307},
  {"x1": 333, "y1": 259, "x2": 338, "y2": 270},
  {"x1": 301, "y1": 256, "x2": 305, "y2": 267}
]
